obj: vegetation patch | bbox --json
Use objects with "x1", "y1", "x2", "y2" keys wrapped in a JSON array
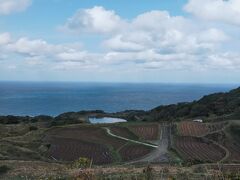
[{"x1": 0, "y1": 165, "x2": 10, "y2": 175}]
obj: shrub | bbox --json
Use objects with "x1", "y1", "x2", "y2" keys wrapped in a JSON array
[
  {"x1": 193, "y1": 165, "x2": 206, "y2": 173},
  {"x1": 72, "y1": 157, "x2": 92, "y2": 169},
  {"x1": 73, "y1": 169, "x2": 95, "y2": 180},
  {"x1": 0, "y1": 165, "x2": 10, "y2": 175},
  {"x1": 143, "y1": 165, "x2": 154, "y2": 180},
  {"x1": 163, "y1": 167, "x2": 169, "y2": 174},
  {"x1": 29, "y1": 126, "x2": 38, "y2": 131}
]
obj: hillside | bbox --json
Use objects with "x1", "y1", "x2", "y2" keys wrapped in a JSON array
[
  {"x1": 118, "y1": 87, "x2": 240, "y2": 122},
  {"x1": 0, "y1": 87, "x2": 240, "y2": 179},
  {"x1": 0, "y1": 87, "x2": 240, "y2": 125}
]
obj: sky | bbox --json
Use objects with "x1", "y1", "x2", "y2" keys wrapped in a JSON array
[{"x1": 0, "y1": 0, "x2": 240, "y2": 83}]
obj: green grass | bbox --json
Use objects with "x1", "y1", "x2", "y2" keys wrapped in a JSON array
[{"x1": 107, "y1": 144, "x2": 123, "y2": 164}]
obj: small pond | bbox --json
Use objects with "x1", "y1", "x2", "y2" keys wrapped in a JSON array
[{"x1": 89, "y1": 117, "x2": 127, "y2": 124}]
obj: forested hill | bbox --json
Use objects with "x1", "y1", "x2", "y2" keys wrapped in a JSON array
[
  {"x1": 1, "y1": 87, "x2": 240, "y2": 124},
  {"x1": 138, "y1": 87, "x2": 240, "y2": 122}
]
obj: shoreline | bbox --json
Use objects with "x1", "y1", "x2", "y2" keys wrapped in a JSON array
[{"x1": 0, "y1": 86, "x2": 239, "y2": 125}]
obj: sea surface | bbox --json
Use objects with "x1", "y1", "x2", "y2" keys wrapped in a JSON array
[{"x1": 0, "y1": 82, "x2": 238, "y2": 116}]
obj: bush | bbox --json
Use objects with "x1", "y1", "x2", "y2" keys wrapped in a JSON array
[
  {"x1": 0, "y1": 165, "x2": 10, "y2": 175},
  {"x1": 73, "y1": 169, "x2": 95, "y2": 180},
  {"x1": 163, "y1": 167, "x2": 169, "y2": 174},
  {"x1": 193, "y1": 165, "x2": 206, "y2": 173},
  {"x1": 143, "y1": 165, "x2": 154, "y2": 180},
  {"x1": 29, "y1": 126, "x2": 38, "y2": 131},
  {"x1": 72, "y1": 157, "x2": 92, "y2": 169}
]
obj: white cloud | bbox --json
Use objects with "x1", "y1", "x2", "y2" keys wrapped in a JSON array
[
  {"x1": 7, "y1": 37, "x2": 74, "y2": 56},
  {"x1": 184, "y1": 0, "x2": 240, "y2": 26},
  {"x1": 102, "y1": 10, "x2": 229, "y2": 57},
  {"x1": 132, "y1": 10, "x2": 190, "y2": 32},
  {"x1": 57, "y1": 52, "x2": 88, "y2": 62},
  {"x1": 197, "y1": 28, "x2": 229, "y2": 43},
  {"x1": 103, "y1": 50, "x2": 192, "y2": 65},
  {"x1": 0, "y1": 33, "x2": 100, "y2": 70},
  {"x1": 103, "y1": 35, "x2": 145, "y2": 52},
  {"x1": 207, "y1": 53, "x2": 240, "y2": 69},
  {"x1": 1, "y1": 6, "x2": 240, "y2": 75},
  {"x1": 62, "y1": 6, "x2": 126, "y2": 34},
  {"x1": 57, "y1": 51, "x2": 100, "y2": 63},
  {"x1": 0, "y1": 32, "x2": 11, "y2": 45},
  {"x1": 0, "y1": 0, "x2": 31, "y2": 15}
]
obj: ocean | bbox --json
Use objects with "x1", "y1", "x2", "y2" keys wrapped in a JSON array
[{"x1": 0, "y1": 82, "x2": 238, "y2": 116}]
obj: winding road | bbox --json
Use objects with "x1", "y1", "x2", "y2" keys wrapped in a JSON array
[
  {"x1": 104, "y1": 125, "x2": 170, "y2": 163},
  {"x1": 104, "y1": 127, "x2": 158, "y2": 148}
]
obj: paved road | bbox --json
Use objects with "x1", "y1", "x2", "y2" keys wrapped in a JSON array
[{"x1": 104, "y1": 127, "x2": 158, "y2": 148}]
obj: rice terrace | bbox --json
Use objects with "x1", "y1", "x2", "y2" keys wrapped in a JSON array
[
  {"x1": 1, "y1": 87, "x2": 240, "y2": 179},
  {"x1": 44, "y1": 123, "x2": 163, "y2": 164},
  {"x1": 41, "y1": 119, "x2": 240, "y2": 166}
]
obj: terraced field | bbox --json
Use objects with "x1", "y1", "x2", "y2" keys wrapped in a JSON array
[
  {"x1": 178, "y1": 121, "x2": 227, "y2": 137},
  {"x1": 46, "y1": 137, "x2": 113, "y2": 164},
  {"x1": 178, "y1": 121, "x2": 209, "y2": 137},
  {"x1": 225, "y1": 142, "x2": 240, "y2": 162},
  {"x1": 44, "y1": 121, "x2": 239, "y2": 165},
  {"x1": 128, "y1": 124, "x2": 159, "y2": 140},
  {"x1": 206, "y1": 131, "x2": 240, "y2": 163},
  {"x1": 44, "y1": 125, "x2": 156, "y2": 164},
  {"x1": 119, "y1": 144, "x2": 153, "y2": 162},
  {"x1": 110, "y1": 126, "x2": 139, "y2": 140},
  {"x1": 175, "y1": 136, "x2": 225, "y2": 162},
  {"x1": 174, "y1": 121, "x2": 240, "y2": 164},
  {"x1": 45, "y1": 126, "x2": 127, "y2": 150}
]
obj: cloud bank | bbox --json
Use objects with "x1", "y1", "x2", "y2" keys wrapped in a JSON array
[
  {"x1": 0, "y1": 0, "x2": 31, "y2": 15},
  {"x1": 184, "y1": 0, "x2": 240, "y2": 26},
  {"x1": 1, "y1": 1, "x2": 240, "y2": 82}
]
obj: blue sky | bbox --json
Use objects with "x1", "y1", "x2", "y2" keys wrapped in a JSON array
[
  {"x1": 0, "y1": 0, "x2": 240, "y2": 83},
  {"x1": 1, "y1": 0, "x2": 187, "y2": 42}
]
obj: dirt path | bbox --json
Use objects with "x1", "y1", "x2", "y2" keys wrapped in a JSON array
[
  {"x1": 138, "y1": 124, "x2": 170, "y2": 163},
  {"x1": 124, "y1": 124, "x2": 170, "y2": 164},
  {"x1": 104, "y1": 127, "x2": 158, "y2": 148}
]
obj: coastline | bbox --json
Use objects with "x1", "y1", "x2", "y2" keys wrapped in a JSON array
[{"x1": 1, "y1": 86, "x2": 239, "y2": 125}]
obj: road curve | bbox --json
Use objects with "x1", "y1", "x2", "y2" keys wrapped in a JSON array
[{"x1": 103, "y1": 127, "x2": 158, "y2": 148}]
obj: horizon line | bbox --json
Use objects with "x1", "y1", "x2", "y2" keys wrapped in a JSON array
[{"x1": 0, "y1": 80, "x2": 239, "y2": 86}]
